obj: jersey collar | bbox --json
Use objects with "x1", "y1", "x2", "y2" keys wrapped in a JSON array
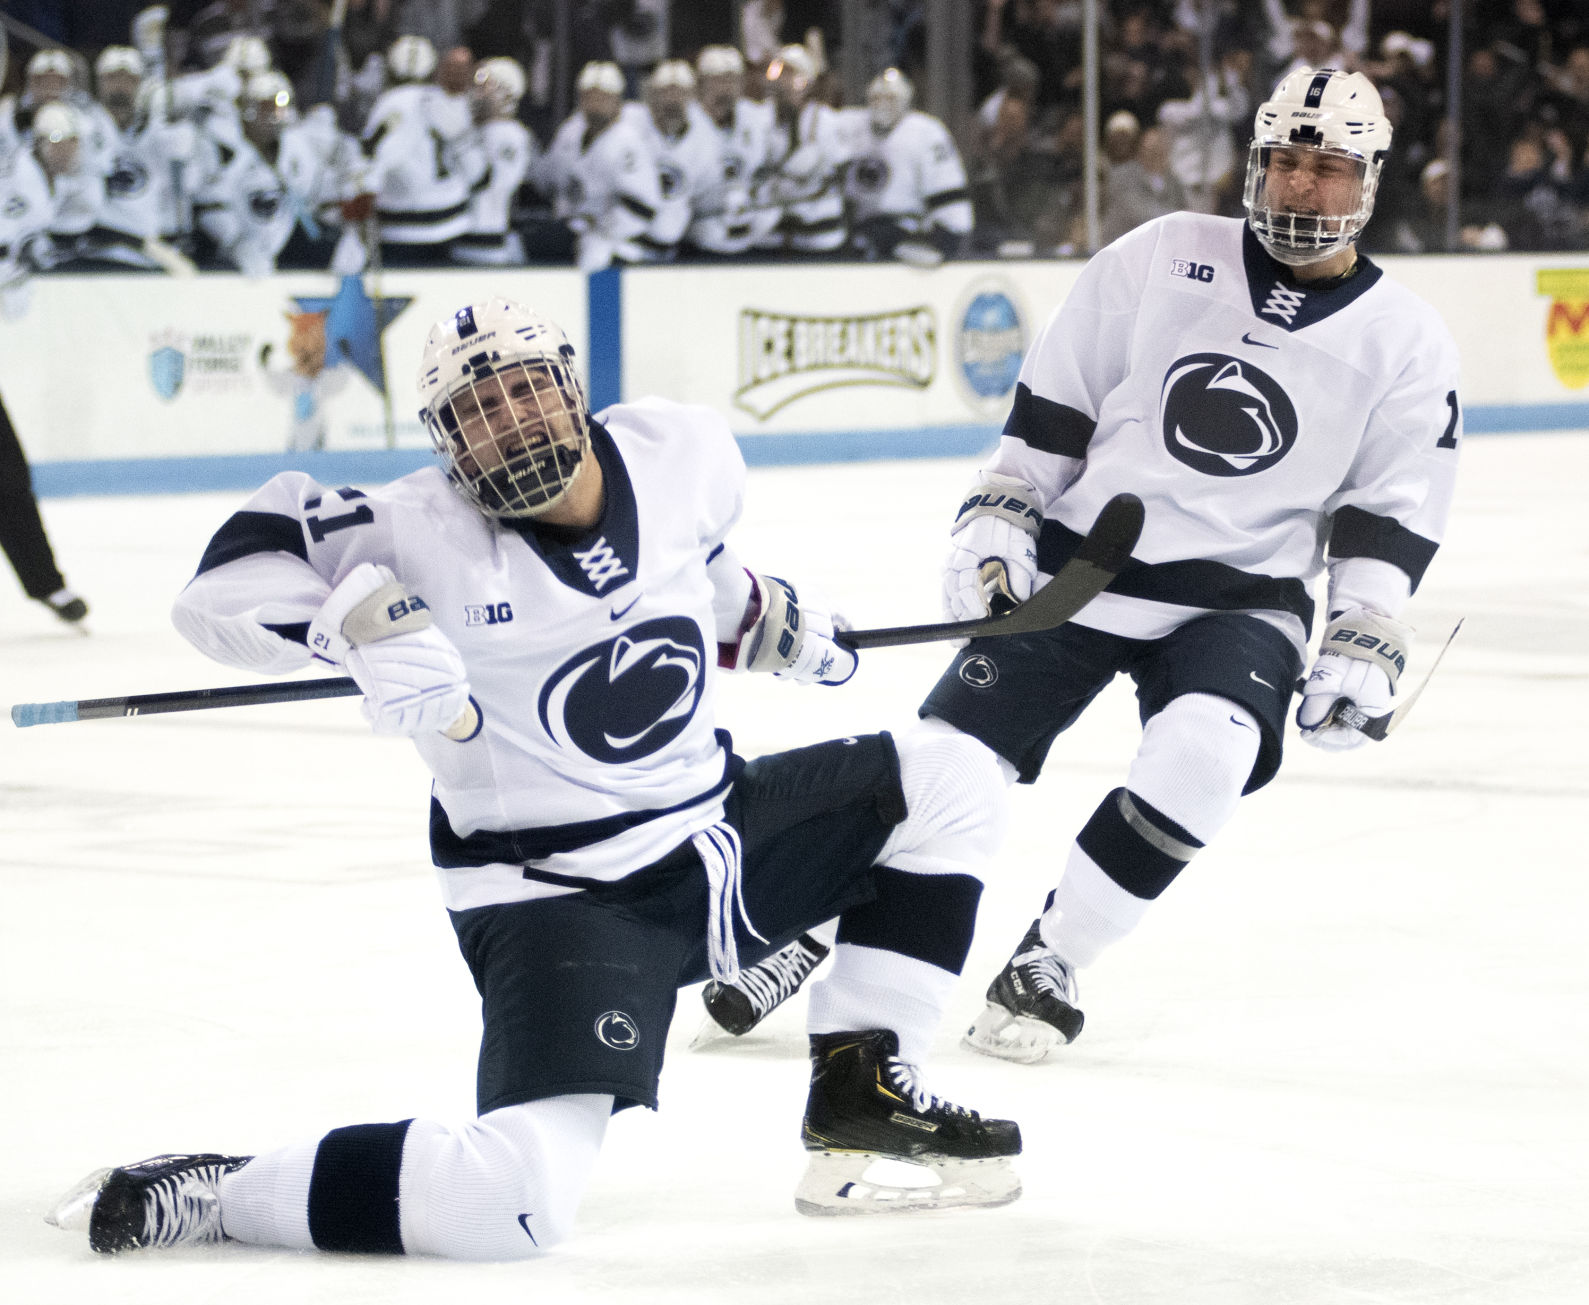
[
  {"x1": 507, "y1": 419, "x2": 640, "y2": 597},
  {"x1": 1241, "y1": 224, "x2": 1383, "y2": 332}
]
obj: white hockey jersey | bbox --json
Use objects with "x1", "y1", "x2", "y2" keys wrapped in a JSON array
[
  {"x1": 171, "y1": 399, "x2": 751, "y2": 912},
  {"x1": 843, "y1": 108, "x2": 972, "y2": 236},
  {"x1": 363, "y1": 84, "x2": 486, "y2": 245},
  {"x1": 191, "y1": 133, "x2": 293, "y2": 274},
  {"x1": 456, "y1": 117, "x2": 535, "y2": 260},
  {"x1": 757, "y1": 100, "x2": 854, "y2": 252},
  {"x1": 99, "y1": 115, "x2": 197, "y2": 241},
  {"x1": 986, "y1": 212, "x2": 1462, "y2": 659},
  {"x1": 680, "y1": 98, "x2": 779, "y2": 254},
  {"x1": 537, "y1": 110, "x2": 666, "y2": 265}
]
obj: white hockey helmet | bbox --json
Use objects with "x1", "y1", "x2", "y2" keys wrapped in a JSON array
[
  {"x1": 576, "y1": 60, "x2": 625, "y2": 96},
  {"x1": 33, "y1": 100, "x2": 80, "y2": 143},
  {"x1": 388, "y1": 33, "x2": 438, "y2": 83},
  {"x1": 695, "y1": 44, "x2": 745, "y2": 80},
  {"x1": 473, "y1": 56, "x2": 526, "y2": 116},
  {"x1": 866, "y1": 67, "x2": 913, "y2": 132},
  {"x1": 222, "y1": 34, "x2": 272, "y2": 76},
  {"x1": 242, "y1": 70, "x2": 296, "y2": 134},
  {"x1": 418, "y1": 299, "x2": 592, "y2": 520},
  {"x1": 1243, "y1": 67, "x2": 1392, "y2": 266},
  {"x1": 767, "y1": 44, "x2": 816, "y2": 100},
  {"x1": 95, "y1": 45, "x2": 144, "y2": 81},
  {"x1": 27, "y1": 47, "x2": 75, "y2": 80}
]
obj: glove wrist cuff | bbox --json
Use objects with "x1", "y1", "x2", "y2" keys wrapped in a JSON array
[{"x1": 953, "y1": 474, "x2": 1043, "y2": 539}]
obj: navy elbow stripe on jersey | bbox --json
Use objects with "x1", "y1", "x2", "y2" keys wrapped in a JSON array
[
  {"x1": 307, "y1": 1120, "x2": 412, "y2": 1254},
  {"x1": 263, "y1": 621, "x2": 310, "y2": 645},
  {"x1": 430, "y1": 734, "x2": 742, "y2": 869},
  {"x1": 1005, "y1": 383, "x2": 1096, "y2": 458},
  {"x1": 1036, "y1": 517, "x2": 1315, "y2": 629},
  {"x1": 618, "y1": 193, "x2": 657, "y2": 221},
  {"x1": 1327, "y1": 506, "x2": 1439, "y2": 591},
  {"x1": 924, "y1": 186, "x2": 971, "y2": 209},
  {"x1": 1076, "y1": 788, "x2": 1203, "y2": 901},
  {"x1": 836, "y1": 866, "x2": 984, "y2": 975},
  {"x1": 195, "y1": 510, "x2": 308, "y2": 575}
]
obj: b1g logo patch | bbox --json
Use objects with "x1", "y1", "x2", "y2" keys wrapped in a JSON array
[
  {"x1": 594, "y1": 1011, "x2": 640, "y2": 1051},
  {"x1": 538, "y1": 616, "x2": 705, "y2": 763},
  {"x1": 1160, "y1": 352, "x2": 1298, "y2": 477}
]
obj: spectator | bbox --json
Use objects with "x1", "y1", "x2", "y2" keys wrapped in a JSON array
[
  {"x1": 1156, "y1": 44, "x2": 1248, "y2": 214},
  {"x1": 1100, "y1": 115, "x2": 1187, "y2": 244}
]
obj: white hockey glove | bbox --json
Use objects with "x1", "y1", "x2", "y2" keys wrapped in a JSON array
[
  {"x1": 943, "y1": 474, "x2": 1043, "y2": 622},
  {"x1": 1296, "y1": 607, "x2": 1412, "y2": 751},
  {"x1": 307, "y1": 563, "x2": 477, "y2": 738},
  {"x1": 726, "y1": 573, "x2": 857, "y2": 687}
]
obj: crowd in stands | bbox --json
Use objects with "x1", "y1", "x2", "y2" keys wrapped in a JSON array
[{"x1": 1, "y1": 0, "x2": 1587, "y2": 285}]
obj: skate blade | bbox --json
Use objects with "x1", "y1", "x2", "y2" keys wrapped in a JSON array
[
  {"x1": 688, "y1": 1011, "x2": 735, "y2": 1050},
  {"x1": 44, "y1": 1167, "x2": 112, "y2": 1230},
  {"x1": 962, "y1": 1004, "x2": 1064, "y2": 1065},
  {"x1": 794, "y1": 1151, "x2": 1021, "y2": 1216}
]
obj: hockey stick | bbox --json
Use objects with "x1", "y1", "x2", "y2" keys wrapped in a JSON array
[
  {"x1": 1327, "y1": 618, "x2": 1463, "y2": 742},
  {"x1": 10, "y1": 495, "x2": 1144, "y2": 727},
  {"x1": 837, "y1": 492, "x2": 1143, "y2": 650}
]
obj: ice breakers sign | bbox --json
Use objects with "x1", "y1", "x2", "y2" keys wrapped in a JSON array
[{"x1": 734, "y1": 306, "x2": 936, "y2": 419}]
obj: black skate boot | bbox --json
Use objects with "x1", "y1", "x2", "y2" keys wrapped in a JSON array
[
  {"x1": 963, "y1": 919, "x2": 1084, "y2": 1064},
  {"x1": 41, "y1": 588, "x2": 89, "y2": 626},
  {"x1": 694, "y1": 932, "x2": 830, "y2": 1043},
  {"x1": 46, "y1": 1153, "x2": 252, "y2": 1253},
  {"x1": 796, "y1": 1028, "x2": 1022, "y2": 1215}
]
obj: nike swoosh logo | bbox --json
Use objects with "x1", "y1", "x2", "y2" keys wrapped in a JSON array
[
  {"x1": 609, "y1": 594, "x2": 641, "y2": 621},
  {"x1": 517, "y1": 1213, "x2": 539, "y2": 1244},
  {"x1": 1241, "y1": 332, "x2": 1279, "y2": 349},
  {"x1": 1230, "y1": 714, "x2": 1256, "y2": 731},
  {"x1": 1249, "y1": 670, "x2": 1276, "y2": 689}
]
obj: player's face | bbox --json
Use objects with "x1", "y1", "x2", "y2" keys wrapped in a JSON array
[
  {"x1": 1264, "y1": 146, "x2": 1364, "y2": 221},
  {"x1": 35, "y1": 134, "x2": 79, "y2": 177},
  {"x1": 647, "y1": 84, "x2": 690, "y2": 134},
  {"x1": 440, "y1": 360, "x2": 587, "y2": 515},
  {"x1": 580, "y1": 88, "x2": 622, "y2": 129},
  {"x1": 698, "y1": 72, "x2": 739, "y2": 123},
  {"x1": 99, "y1": 71, "x2": 141, "y2": 122}
]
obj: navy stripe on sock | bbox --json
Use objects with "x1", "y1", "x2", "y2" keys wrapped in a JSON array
[
  {"x1": 1075, "y1": 788, "x2": 1202, "y2": 901},
  {"x1": 836, "y1": 866, "x2": 983, "y2": 974},
  {"x1": 307, "y1": 1120, "x2": 413, "y2": 1254}
]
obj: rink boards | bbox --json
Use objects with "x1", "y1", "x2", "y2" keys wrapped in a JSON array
[{"x1": 5, "y1": 252, "x2": 1589, "y2": 496}]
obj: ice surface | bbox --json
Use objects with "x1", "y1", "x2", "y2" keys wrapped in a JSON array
[{"x1": 4, "y1": 434, "x2": 1587, "y2": 1303}]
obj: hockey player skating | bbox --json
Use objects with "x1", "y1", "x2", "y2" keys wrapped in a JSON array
[
  {"x1": 46, "y1": 296, "x2": 1021, "y2": 1260},
  {"x1": 927, "y1": 68, "x2": 1463, "y2": 1063}
]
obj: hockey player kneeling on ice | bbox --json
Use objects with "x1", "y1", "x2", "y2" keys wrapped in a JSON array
[
  {"x1": 45, "y1": 297, "x2": 1020, "y2": 1261},
  {"x1": 918, "y1": 68, "x2": 1463, "y2": 1065}
]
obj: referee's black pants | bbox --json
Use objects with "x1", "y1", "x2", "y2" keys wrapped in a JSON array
[{"x1": 0, "y1": 392, "x2": 66, "y2": 600}]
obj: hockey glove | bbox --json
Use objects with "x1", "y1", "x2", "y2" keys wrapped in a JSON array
[
  {"x1": 726, "y1": 573, "x2": 857, "y2": 686},
  {"x1": 308, "y1": 563, "x2": 476, "y2": 738},
  {"x1": 1296, "y1": 607, "x2": 1412, "y2": 751},
  {"x1": 943, "y1": 474, "x2": 1043, "y2": 622}
]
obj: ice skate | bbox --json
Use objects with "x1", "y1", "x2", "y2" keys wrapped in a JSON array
[
  {"x1": 795, "y1": 1028, "x2": 1021, "y2": 1215},
  {"x1": 46, "y1": 1153, "x2": 251, "y2": 1253},
  {"x1": 963, "y1": 920, "x2": 1084, "y2": 1064},
  {"x1": 691, "y1": 932, "x2": 830, "y2": 1047},
  {"x1": 41, "y1": 588, "x2": 89, "y2": 632}
]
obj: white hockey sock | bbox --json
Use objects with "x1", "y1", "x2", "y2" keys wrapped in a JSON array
[
  {"x1": 219, "y1": 1137, "x2": 319, "y2": 1249},
  {"x1": 1039, "y1": 846, "x2": 1154, "y2": 971},
  {"x1": 398, "y1": 1095, "x2": 611, "y2": 1259},
  {"x1": 218, "y1": 1095, "x2": 612, "y2": 1260},
  {"x1": 806, "y1": 942, "x2": 957, "y2": 1066}
]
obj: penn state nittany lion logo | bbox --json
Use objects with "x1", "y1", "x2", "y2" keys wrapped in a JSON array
[
  {"x1": 851, "y1": 156, "x2": 889, "y2": 193},
  {"x1": 105, "y1": 153, "x2": 150, "y2": 198},
  {"x1": 538, "y1": 616, "x2": 705, "y2": 764},
  {"x1": 1160, "y1": 353, "x2": 1298, "y2": 477},
  {"x1": 594, "y1": 1010, "x2": 640, "y2": 1050}
]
